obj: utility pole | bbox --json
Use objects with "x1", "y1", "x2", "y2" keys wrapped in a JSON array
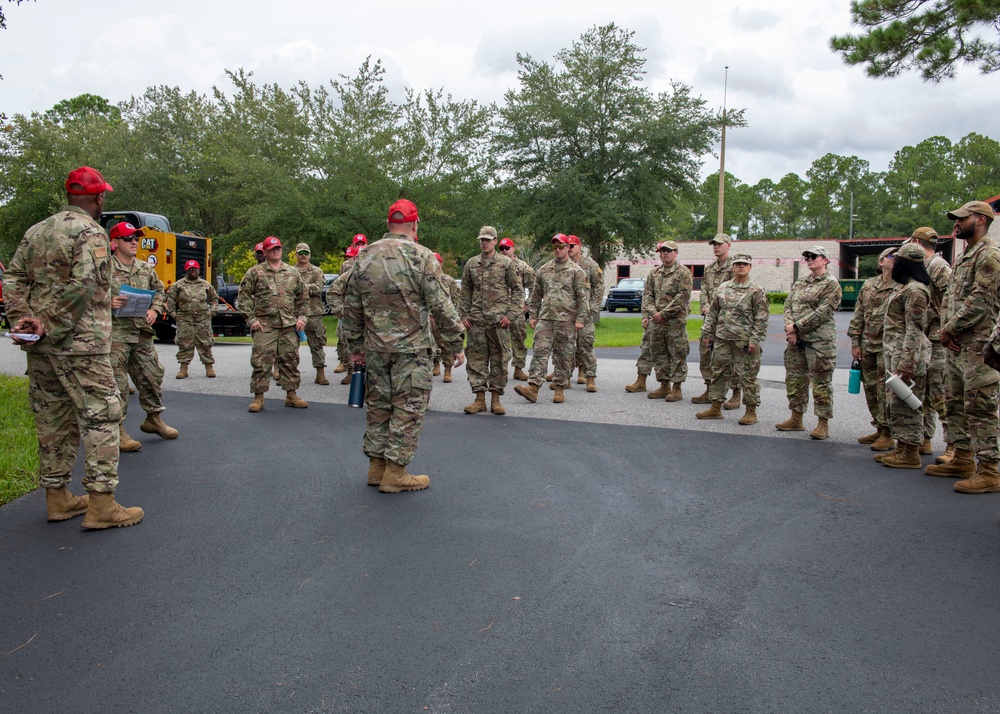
[
  {"x1": 849, "y1": 191, "x2": 855, "y2": 239},
  {"x1": 717, "y1": 66, "x2": 728, "y2": 235}
]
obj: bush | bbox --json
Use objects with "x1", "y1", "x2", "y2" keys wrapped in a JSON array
[{"x1": 768, "y1": 292, "x2": 787, "y2": 305}]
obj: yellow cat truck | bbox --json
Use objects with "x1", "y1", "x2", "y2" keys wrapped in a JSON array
[{"x1": 100, "y1": 211, "x2": 250, "y2": 341}]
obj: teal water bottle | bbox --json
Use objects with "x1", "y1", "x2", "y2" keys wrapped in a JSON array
[
  {"x1": 297, "y1": 329, "x2": 307, "y2": 342},
  {"x1": 848, "y1": 360, "x2": 862, "y2": 394}
]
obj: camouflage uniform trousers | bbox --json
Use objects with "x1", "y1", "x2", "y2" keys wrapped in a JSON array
[
  {"x1": 860, "y1": 348, "x2": 888, "y2": 428},
  {"x1": 636, "y1": 327, "x2": 652, "y2": 377},
  {"x1": 465, "y1": 321, "x2": 511, "y2": 394},
  {"x1": 509, "y1": 314, "x2": 529, "y2": 370},
  {"x1": 250, "y1": 325, "x2": 300, "y2": 393},
  {"x1": 336, "y1": 319, "x2": 348, "y2": 365},
  {"x1": 943, "y1": 344, "x2": 1000, "y2": 460},
  {"x1": 783, "y1": 342, "x2": 834, "y2": 419},
  {"x1": 528, "y1": 319, "x2": 577, "y2": 388},
  {"x1": 707, "y1": 340, "x2": 761, "y2": 405},
  {"x1": 922, "y1": 340, "x2": 947, "y2": 440},
  {"x1": 111, "y1": 338, "x2": 166, "y2": 419},
  {"x1": 175, "y1": 315, "x2": 215, "y2": 365},
  {"x1": 886, "y1": 370, "x2": 926, "y2": 445},
  {"x1": 363, "y1": 349, "x2": 433, "y2": 467},
  {"x1": 431, "y1": 320, "x2": 454, "y2": 368},
  {"x1": 698, "y1": 329, "x2": 736, "y2": 388},
  {"x1": 26, "y1": 352, "x2": 122, "y2": 493},
  {"x1": 649, "y1": 320, "x2": 690, "y2": 384},
  {"x1": 574, "y1": 312, "x2": 598, "y2": 378},
  {"x1": 303, "y1": 315, "x2": 327, "y2": 369}
]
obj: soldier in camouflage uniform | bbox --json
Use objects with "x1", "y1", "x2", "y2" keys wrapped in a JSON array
[
  {"x1": 514, "y1": 234, "x2": 588, "y2": 404},
  {"x1": 238, "y1": 236, "x2": 309, "y2": 412},
  {"x1": 108, "y1": 221, "x2": 178, "y2": 452},
  {"x1": 167, "y1": 259, "x2": 218, "y2": 379},
  {"x1": 497, "y1": 237, "x2": 535, "y2": 382},
  {"x1": 642, "y1": 241, "x2": 692, "y2": 402},
  {"x1": 876, "y1": 243, "x2": 933, "y2": 469},
  {"x1": 330, "y1": 240, "x2": 363, "y2": 382},
  {"x1": 459, "y1": 226, "x2": 522, "y2": 415},
  {"x1": 926, "y1": 201, "x2": 1000, "y2": 492},
  {"x1": 908, "y1": 227, "x2": 953, "y2": 455},
  {"x1": 341, "y1": 199, "x2": 465, "y2": 493},
  {"x1": 777, "y1": 245, "x2": 842, "y2": 440},
  {"x1": 568, "y1": 234, "x2": 603, "y2": 392},
  {"x1": 431, "y1": 252, "x2": 463, "y2": 383},
  {"x1": 696, "y1": 252, "x2": 769, "y2": 424},
  {"x1": 693, "y1": 234, "x2": 736, "y2": 405},
  {"x1": 847, "y1": 248, "x2": 898, "y2": 451},
  {"x1": 2, "y1": 167, "x2": 143, "y2": 528},
  {"x1": 294, "y1": 242, "x2": 329, "y2": 385}
]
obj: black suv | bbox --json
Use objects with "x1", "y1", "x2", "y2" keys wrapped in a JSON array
[{"x1": 605, "y1": 278, "x2": 644, "y2": 312}]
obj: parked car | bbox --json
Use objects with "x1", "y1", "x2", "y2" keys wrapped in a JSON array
[
  {"x1": 322, "y1": 273, "x2": 339, "y2": 315},
  {"x1": 605, "y1": 278, "x2": 645, "y2": 312}
]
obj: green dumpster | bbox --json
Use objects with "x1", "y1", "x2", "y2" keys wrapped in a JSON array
[{"x1": 838, "y1": 279, "x2": 865, "y2": 310}]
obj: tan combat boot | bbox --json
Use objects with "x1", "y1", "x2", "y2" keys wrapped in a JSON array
[
  {"x1": 341, "y1": 372, "x2": 352, "y2": 385},
  {"x1": 205, "y1": 364, "x2": 216, "y2": 378},
  {"x1": 586, "y1": 376, "x2": 597, "y2": 393},
  {"x1": 919, "y1": 438, "x2": 933, "y2": 455},
  {"x1": 464, "y1": 393, "x2": 488, "y2": 414},
  {"x1": 935, "y1": 443, "x2": 956, "y2": 464},
  {"x1": 875, "y1": 443, "x2": 903, "y2": 462},
  {"x1": 775, "y1": 411, "x2": 805, "y2": 431},
  {"x1": 809, "y1": 417, "x2": 829, "y2": 440},
  {"x1": 696, "y1": 401, "x2": 724, "y2": 420},
  {"x1": 870, "y1": 427, "x2": 895, "y2": 451},
  {"x1": 490, "y1": 391, "x2": 506, "y2": 415},
  {"x1": 545, "y1": 372, "x2": 555, "y2": 382},
  {"x1": 514, "y1": 384, "x2": 539, "y2": 403},
  {"x1": 333, "y1": 362, "x2": 348, "y2": 374},
  {"x1": 858, "y1": 429, "x2": 881, "y2": 445},
  {"x1": 690, "y1": 386, "x2": 711, "y2": 404},
  {"x1": 576, "y1": 369, "x2": 586, "y2": 385},
  {"x1": 443, "y1": 365, "x2": 453, "y2": 383},
  {"x1": 925, "y1": 449, "x2": 975, "y2": 477},
  {"x1": 285, "y1": 390, "x2": 308, "y2": 408},
  {"x1": 553, "y1": 386, "x2": 565, "y2": 403},
  {"x1": 880, "y1": 442, "x2": 922, "y2": 469},
  {"x1": 46, "y1": 487, "x2": 89, "y2": 522},
  {"x1": 315, "y1": 368, "x2": 329, "y2": 385},
  {"x1": 513, "y1": 367, "x2": 529, "y2": 381},
  {"x1": 140, "y1": 413, "x2": 179, "y2": 439},
  {"x1": 176, "y1": 363, "x2": 189, "y2": 379},
  {"x1": 738, "y1": 405, "x2": 758, "y2": 425},
  {"x1": 367, "y1": 456, "x2": 386, "y2": 486},
  {"x1": 647, "y1": 382, "x2": 670, "y2": 399},
  {"x1": 433, "y1": 362, "x2": 442, "y2": 377},
  {"x1": 722, "y1": 388, "x2": 742, "y2": 410},
  {"x1": 625, "y1": 373, "x2": 647, "y2": 393},
  {"x1": 119, "y1": 424, "x2": 142, "y2": 452},
  {"x1": 81, "y1": 492, "x2": 144, "y2": 529},
  {"x1": 249, "y1": 394, "x2": 265, "y2": 412},
  {"x1": 954, "y1": 460, "x2": 1000, "y2": 494},
  {"x1": 664, "y1": 382, "x2": 683, "y2": 402},
  {"x1": 379, "y1": 459, "x2": 429, "y2": 493}
]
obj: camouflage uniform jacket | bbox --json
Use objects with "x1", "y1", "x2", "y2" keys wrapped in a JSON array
[
  {"x1": 441, "y1": 273, "x2": 461, "y2": 306},
  {"x1": 701, "y1": 256, "x2": 734, "y2": 313},
  {"x1": 883, "y1": 281, "x2": 931, "y2": 376},
  {"x1": 642, "y1": 262, "x2": 692, "y2": 324},
  {"x1": 3, "y1": 205, "x2": 113, "y2": 355},
  {"x1": 847, "y1": 275, "x2": 897, "y2": 352},
  {"x1": 111, "y1": 255, "x2": 166, "y2": 344},
  {"x1": 459, "y1": 253, "x2": 522, "y2": 324},
  {"x1": 512, "y1": 256, "x2": 536, "y2": 308},
  {"x1": 237, "y1": 261, "x2": 308, "y2": 329},
  {"x1": 784, "y1": 272, "x2": 842, "y2": 346},
  {"x1": 167, "y1": 277, "x2": 219, "y2": 319},
  {"x1": 297, "y1": 262, "x2": 326, "y2": 316},
  {"x1": 924, "y1": 253, "x2": 951, "y2": 341},
  {"x1": 575, "y1": 255, "x2": 604, "y2": 319},
  {"x1": 941, "y1": 238, "x2": 1000, "y2": 343},
  {"x1": 326, "y1": 256, "x2": 356, "y2": 315},
  {"x1": 702, "y1": 278, "x2": 768, "y2": 346},
  {"x1": 528, "y1": 259, "x2": 588, "y2": 323},
  {"x1": 341, "y1": 232, "x2": 464, "y2": 355}
]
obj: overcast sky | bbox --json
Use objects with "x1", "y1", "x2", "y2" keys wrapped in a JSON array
[{"x1": 1, "y1": 0, "x2": 997, "y2": 186}]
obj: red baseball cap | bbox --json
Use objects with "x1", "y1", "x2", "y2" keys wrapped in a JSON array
[
  {"x1": 262, "y1": 236, "x2": 282, "y2": 250},
  {"x1": 498, "y1": 238, "x2": 515, "y2": 249},
  {"x1": 434, "y1": 252, "x2": 443, "y2": 264},
  {"x1": 254, "y1": 242, "x2": 265, "y2": 253},
  {"x1": 66, "y1": 166, "x2": 113, "y2": 195},
  {"x1": 387, "y1": 199, "x2": 419, "y2": 223},
  {"x1": 184, "y1": 260, "x2": 201, "y2": 271},
  {"x1": 109, "y1": 222, "x2": 144, "y2": 240},
  {"x1": 551, "y1": 233, "x2": 569, "y2": 244},
  {"x1": 346, "y1": 245, "x2": 359, "y2": 258},
  {"x1": 352, "y1": 233, "x2": 368, "y2": 245},
  {"x1": 566, "y1": 234, "x2": 581, "y2": 246}
]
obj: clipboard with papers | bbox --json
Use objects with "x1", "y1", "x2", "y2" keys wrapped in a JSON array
[{"x1": 114, "y1": 285, "x2": 156, "y2": 318}]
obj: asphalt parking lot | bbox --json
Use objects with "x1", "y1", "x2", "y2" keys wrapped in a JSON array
[{"x1": 2, "y1": 339, "x2": 999, "y2": 712}]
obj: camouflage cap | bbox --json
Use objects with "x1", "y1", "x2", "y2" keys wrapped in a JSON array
[
  {"x1": 478, "y1": 226, "x2": 498, "y2": 241},
  {"x1": 657, "y1": 240, "x2": 679, "y2": 252},
  {"x1": 896, "y1": 242, "x2": 926, "y2": 263},
  {"x1": 878, "y1": 247, "x2": 896, "y2": 262},
  {"x1": 802, "y1": 245, "x2": 830, "y2": 259},
  {"x1": 910, "y1": 227, "x2": 938, "y2": 245},
  {"x1": 709, "y1": 233, "x2": 732, "y2": 245},
  {"x1": 731, "y1": 252, "x2": 752, "y2": 264},
  {"x1": 295, "y1": 242, "x2": 311, "y2": 253},
  {"x1": 947, "y1": 200, "x2": 996, "y2": 220}
]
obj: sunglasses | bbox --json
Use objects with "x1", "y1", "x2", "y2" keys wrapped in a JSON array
[
  {"x1": 552, "y1": 243, "x2": 568, "y2": 248},
  {"x1": 498, "y1": 246, "x2": 512, "y2": 251},
  {"x1": 803, "y1": 254, "x2": 820, "y2": 260},
  {"x1": 117, "y1": 236, "x2": 138, "y2": 243},
  {"x1": 657, "y1": 248, "x2": 677, "y2": 253},
  {"x1": 297, "y1": 251, "x2": 310, "y2": 255}
]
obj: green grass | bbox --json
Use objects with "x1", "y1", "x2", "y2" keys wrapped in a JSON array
[
  {"x1": 692, "y1": 300, "x2": 784, "y2": 316},
  {"x1": 216, "y1": 316, "x2": 341, "y2": 345},
  {"x1": 0, "y1": 374, "x2": 39, "y2": 506},
  {"x1": 523, "y1": 317, "x2": 702, "y2": 348}
]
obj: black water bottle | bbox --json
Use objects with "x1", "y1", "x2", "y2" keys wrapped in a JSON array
[{"x1": 348, "y1": 364, "x2": 366, "y2": 408}]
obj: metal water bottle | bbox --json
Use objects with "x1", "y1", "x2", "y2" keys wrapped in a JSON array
[
  {"x1": 848, "y1": 360, "x2": 862, "y2": 394},
  {"x1": 348, "y1": 365, "x2": 366, "y2": 408}
]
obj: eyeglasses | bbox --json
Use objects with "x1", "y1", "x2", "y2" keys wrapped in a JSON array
[{"x1": 118, "y1": 236, "x2": 138, "y2": 243}]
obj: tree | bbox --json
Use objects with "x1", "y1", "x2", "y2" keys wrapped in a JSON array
[
  {"x1": 494, "y1": 23, "x2": 738, "y2": 265},
  {"x1": 830, "y1": 0, "x2": 1000, "y2": 81}
]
